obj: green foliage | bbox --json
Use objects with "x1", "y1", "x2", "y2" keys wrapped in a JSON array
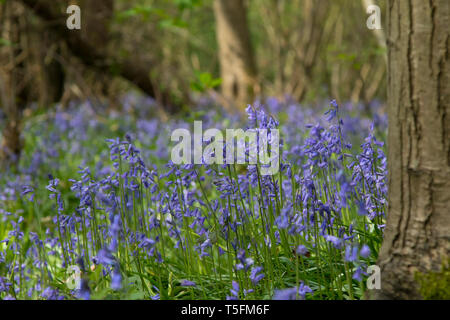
[
  {"x1": 115, "y1": 5, "x2": 154, "y2": 21},
  {"x1": 190, "y1": 71, "x2": 222, "y2": 92},
  {"x1": 415, "y1": 259, "x2": 450, "y2": 300},
  {"x1": 0, "y1": 37, "x2": 13, "y2": 47},
  {"x1": 109, "y1": 0, "x2": 387, "y2": 104},
  {"x1": 174, "y1": 0, "x2": 203, "y2": 11},
  {"x1": 115, "y1": 1, "x2": 203, "y2": 28}
]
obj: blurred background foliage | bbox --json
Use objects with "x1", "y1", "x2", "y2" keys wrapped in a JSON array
[
  {"x1": 0, "y1": 0, "x2": 387, "y2": 163},
  {"x1": 107, "y1": 0, "x2": 387, "y2": 106}
]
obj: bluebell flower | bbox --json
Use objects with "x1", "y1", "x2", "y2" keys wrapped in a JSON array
[
  {"x1": 352, "y1": 266, "x2": 363, "y2": 281},
  {"x1": 226, "y1": 281, "x2": 240, "y2": 300},
  {"x1": 273, "y1": 282, "x2": 312, "y2": 300},
  {"x1": 345, "y1": 245, "x2": 359, "y2": 262},
  {"x1": 77, "y1": 279, "x2": 91, "y2": 300},
  {"x1": 180, "y1": 280, "x2": 197, "y2": 287},
  {"x1": 111, "y1": 267, "x2": 122, "y2": 291},
  {"x1": 360, "y1": 244, "x2": 371, "y2": 258},
  {"x1": 273, "y1": 287, "x2": 297, "y2": 300},
  {"x1": 249, "y1": 266, "x2": 265, "y2": 285},
  {"x1": 96, "y1": 248, "x2": 116, "y2": 266},
  {"x1": 295, "y1": 245, "x2": 308, "y2": 256},
  {"x1": 325, "y1": 235, "x2": 343, "y2": 249},
  {"x1": 298, "y1": 282, "x2": 313, "y2": 299}
]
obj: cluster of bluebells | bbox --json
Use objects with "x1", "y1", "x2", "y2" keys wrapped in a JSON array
[{"x1": 0, "y1": 95, "x2": 386, "y2": 300}]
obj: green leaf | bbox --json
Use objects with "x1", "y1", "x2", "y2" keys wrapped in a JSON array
[
  {"x1": 210, "y1": 78, "x2": 222, "y2": 88},
  {"x1": 0, "y1": 38, "x2": 13, "y2": 47}
]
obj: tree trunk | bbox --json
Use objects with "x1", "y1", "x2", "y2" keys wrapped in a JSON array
[
  {"x1": 290, "y1": 0, "x2": 329, "y2": 101},
  {"x1": 79, "y1": 0, "x2": 113, "y2": 53},
  {"x1": 0, "y1": 1, "x2": 65, "y2": 164},
  {"x1": 213, "y1": 0, "x2": 257, "y2": 110},
  {"x1": 77, "y1": 0, "x2": 114, "y2": 98},
  {"x1": 374, "y1": 0, "x2": 450, "y2": 299},
  {"x1": 0, "y1": 2, "x2": 26, "y2": 163}
]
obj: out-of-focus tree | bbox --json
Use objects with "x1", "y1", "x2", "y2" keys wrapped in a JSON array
[
  {"x1": 0, "y1": 1, "x2": 23, "y2": 163},
  {"x1": 1, "y1": 0, "x2": 392, "y2": 136},
  {"x1": 60, "y1": 0, "x2": 114, "y2": 104},
  {"x1": 213, "y1": 0, "x2": 257, "y2": 110},
  {"x1": 254, "y1": 0, "x2": 330, "y2": 101},
  {"x1": 0, "y1": 1, "x2": 64, "y2": 164},
  {"x1": 20, "y1": 0, "x2": 179, "y2": 111},
  {"x1": 250, "y1": 0, "x2": 387, "y2": 105}
]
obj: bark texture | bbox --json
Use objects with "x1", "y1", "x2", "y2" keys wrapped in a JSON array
[
  {"x1": 375, "y1": 0, "x2": 450, "y2": 299},
  {"x1": 213, "y1": 0, "x2": 257, "y2": 110}
]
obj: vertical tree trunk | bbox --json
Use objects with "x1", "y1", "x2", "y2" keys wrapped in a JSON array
[
  {"x1": 290, "y1": 0, "x2": 329, "y2": 101},
  {"x1": 213, "y1": 0, "x2": 257, "y2": 110},
  {"x1": 375, "y1": 0, "x2": 450, "y2": 299},
  {"x1": 79, "y1": 0, "x2": 113, "y2": 52},
  {"x1": 79, "y1": 0, "x2": 114, "y2": 98},
  {"x1": 0, "y1": 1, "x2": 26, "y2": 163},
  {"x1": 0, "y1": 1, "x2": 65, "y2": 164},
  {"x1": 59, "y1": 0, "x2": 113, "y2": 104}
]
